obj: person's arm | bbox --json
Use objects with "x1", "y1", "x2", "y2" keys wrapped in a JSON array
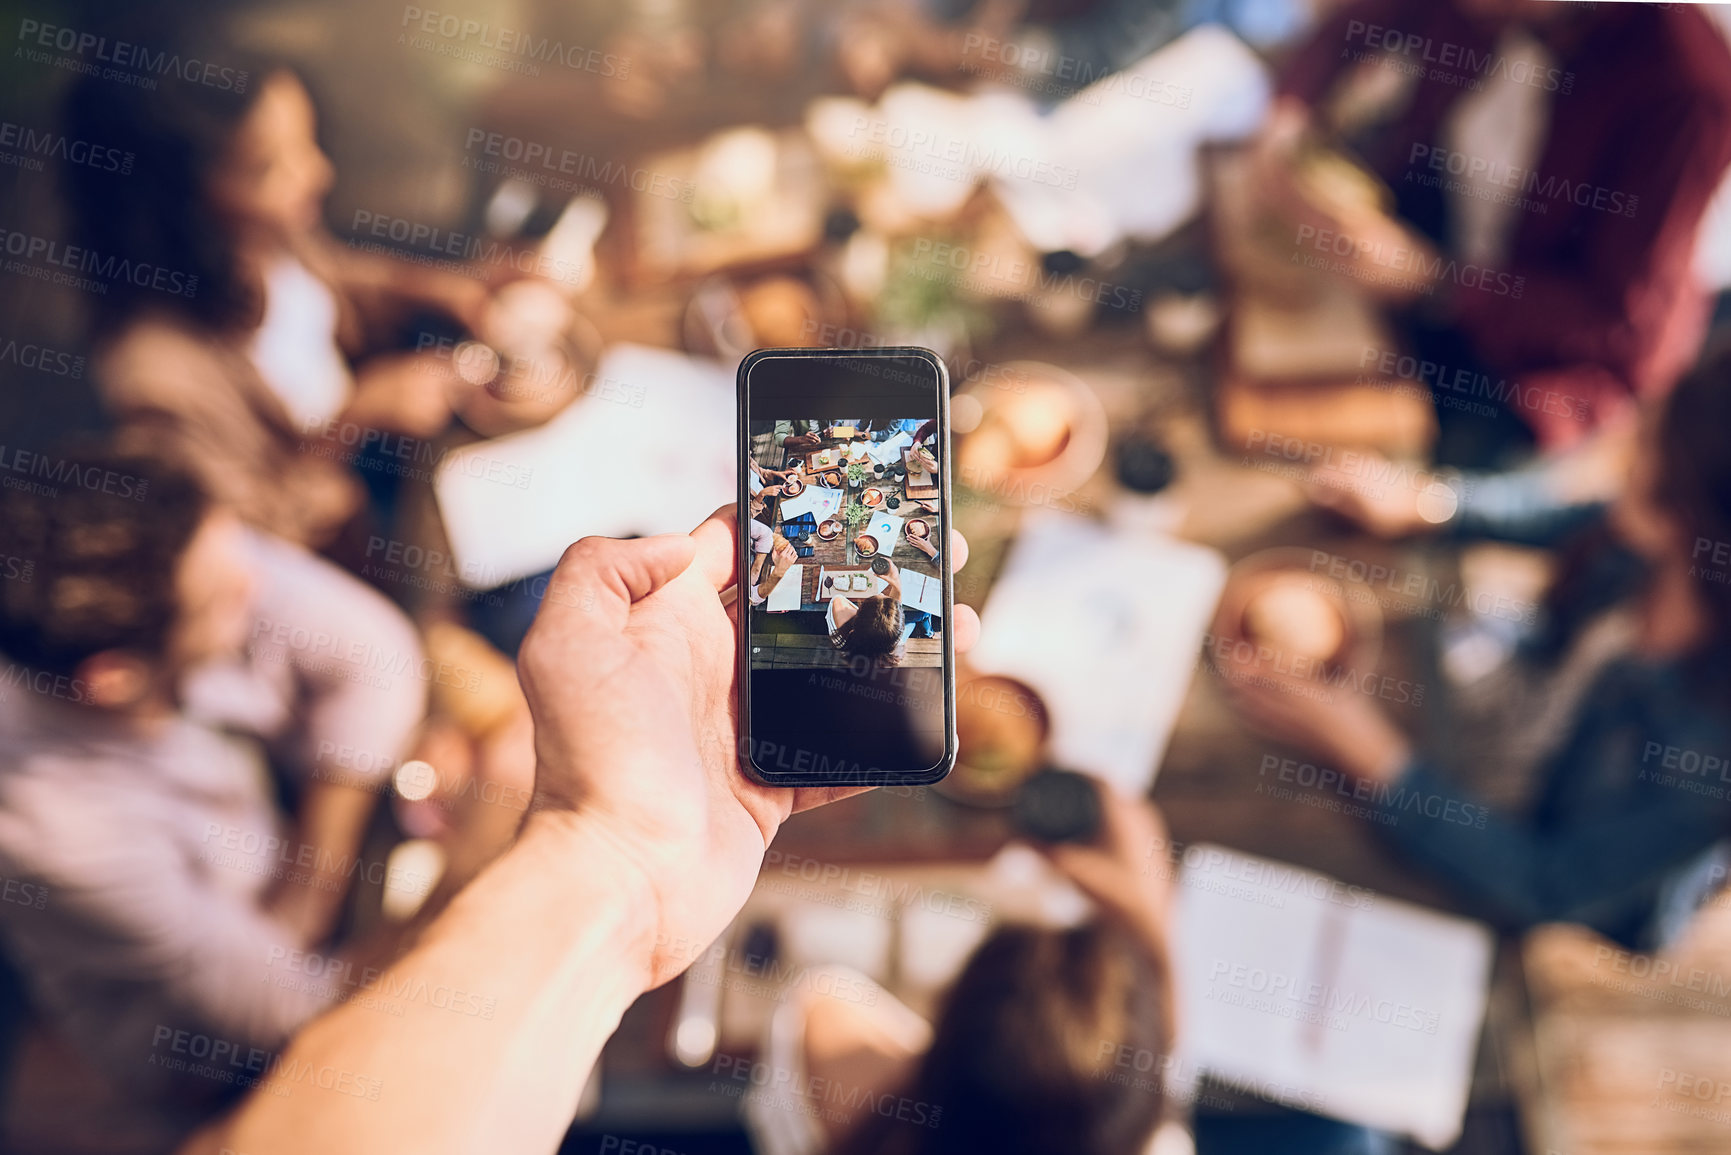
[
  {"x1": 905, "y1": 534, "x2": 941, "y2": 564},
  {"x1": 325, "y1": 237, "x2": 492, "y2": 337},
  {"x1": 1041, "y1": 783, "x2": 1173, "y2": 967},
  {"x1": 878, "y1": 559, "x2": 903, "y2": 604},
  {"x1": 265, "y1": 780, "x2": 379, "y2": 942},
  {"x1": 1438, "y1": 466, "x2": 1609, "y2": 547},
  {"x1": 1222, "y1": 649, "x2": 1731, "y2": 938},
  {"x1": 1305, "y1": 437, "x2": 1624, "y2": 546},
  {"x1": 186, "y1": 815, "x2": 653, "y2": 1155},
  {"x1": 186, "y1": 513, "x2": 980, "y2": 1155},
  {"x1": 1367, "y1": 756, "x2": 1728, "y2": 935},
  {"x1": 240, "y1": 534, "x2": 427, "y2": 940},
  {"x1": 750, "y1": 537, "x2": 797, "y2": 605}
]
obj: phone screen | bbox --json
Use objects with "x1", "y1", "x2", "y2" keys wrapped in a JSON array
[{"x1": 738, "y1": 349, "x2": 955, "y2": 785}]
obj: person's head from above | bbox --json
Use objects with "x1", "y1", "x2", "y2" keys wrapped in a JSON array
[
  {"x1": 63, "y1": 50, "x2": 331, "y2": 334},
  {"x1": 832, "y1": 592, "x2": 903, "y2": 664},
  {"x1": 836, "y1": 921, "x2": 1171, "y2": 1155},
  {"x1": 0, "y1": 452, "x2": 255, "y2": 715},
  {"x1": 1609, "y1": 345, "x2": 1731, "y2": 660}
]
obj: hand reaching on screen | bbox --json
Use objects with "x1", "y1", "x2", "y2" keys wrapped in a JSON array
[
  {"x1": 1305, "y1": 452, "x2": 1459, "y2": 538},
  {"x1": 1040, "y1": 782, "x2": 1175, "y2": 956}
]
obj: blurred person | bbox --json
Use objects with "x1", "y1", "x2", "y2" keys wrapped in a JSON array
[
  {"x1": 1224, "y1": 346, "x2": 1731, "y2": 949},
  {"x1": 766, "y1": 783, "x2": 1388, "y2": 1155},
  {"x1": 763, "y1": 784, "x2": 1176, "y2": 1155},
  {"x1": 1253, "y1": 0, "x2": 1731, "y2": 466},
  {"x1": 61, "y1": 57, "x2": 564, "y2": 550},
  {"x1": 177, "y1": 510, "x2": 979, "y2": 1155},
  {"x1": 0, "y1": 453, "x2": 524, "y2": 1154}
]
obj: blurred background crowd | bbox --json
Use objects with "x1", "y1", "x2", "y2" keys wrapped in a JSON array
[{"x1": 3, "y1": 0, "x2": 1731, "y2": 1152}]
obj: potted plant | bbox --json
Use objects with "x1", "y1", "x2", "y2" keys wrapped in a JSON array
[
  {"x1": 842, "y1": 500, "x2": 870, "y2": 533},
  {"x1": 846, "y1": 461, "x2": 868, "y2": 489}
]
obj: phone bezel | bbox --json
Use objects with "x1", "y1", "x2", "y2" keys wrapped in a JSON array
[{"x1": 736, "y1": 346, "x2": 957, "y2": 788}]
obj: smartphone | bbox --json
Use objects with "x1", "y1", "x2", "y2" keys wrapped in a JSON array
[{"x1": 737, "y1": 347, "x2": 956, "y2": 787}]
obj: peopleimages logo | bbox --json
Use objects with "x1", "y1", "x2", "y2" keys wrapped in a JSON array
[
  {"x1": 1341, "y1": 19, "x2": 1573, "y2": 95},
  {"x1": 1406, "y1": 144, "x2": 1636, "y2": 218},
  {"x1": 0, "y1": 119, "x2": 133, "y2": 175},
  {"x1": 0, "y1": 225, "x2": 198, "y2": 299},
  {"x1": 15, "y1": 19, "x2": 250, "y2": 91},
  {"x1": 399, "y1": 7, "x2": 629, "y2": 78}
]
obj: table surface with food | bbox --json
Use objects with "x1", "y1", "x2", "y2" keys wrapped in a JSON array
[{"x1": 757, "y1": 430, "x2": 943, "y2": 611}]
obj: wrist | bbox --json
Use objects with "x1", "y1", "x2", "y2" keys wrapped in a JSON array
[{"x1": 515, "y1": 808, "x2": 660, "y2": 996}]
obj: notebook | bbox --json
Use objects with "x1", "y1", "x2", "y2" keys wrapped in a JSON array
[
  {"x1": 898, "y1": 569, "x2": 944, "y2": 617},
  {"x1": 1168, "y1": 845, "x2": 1494, "y2": 1149}
]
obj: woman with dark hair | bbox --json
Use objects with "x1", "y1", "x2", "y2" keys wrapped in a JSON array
[
  {"x1": 829, "y1": 558, "x2": 908, "y2": 664},
  {"x1": 756, "y1": 786, "x2": 1178, "y2": 1155},
  {"x1": 1226, "y1": 345, "x2": 1731, "y2": 950},
  {"x1": 61, "y1": 56, "x2": 554, "y2": 548}
]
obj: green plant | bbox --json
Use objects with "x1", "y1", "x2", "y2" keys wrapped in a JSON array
[
  {"x1": 846, "y1": 461, "x2": 868, "y2": 487},
  {"x1": 842, "y1": 501, "x2": 870, "y2": 530}
]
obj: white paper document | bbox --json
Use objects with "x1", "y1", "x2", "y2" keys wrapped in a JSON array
[
  {"x1": 766, "y1": 565, "x2": 803, "y2": 612},
  {"x1": 434, "y1": 344, "x2": 734, "y2": 588},
  {"x1": 781, "y1": 485, "x2": 843, "y2": 524},
  {"x1": 898, "y1": 569, "x2": 943, "y2": 617},
  {"x1": 865, "y1": 510, "x2": 904, "y2": 553},
  {"x1": 1169, "y1": 845, "x2": 1494, "y2": 1149},
  {"x1": 967, "y1": 511, "x2": 1226, "y2": 792}
]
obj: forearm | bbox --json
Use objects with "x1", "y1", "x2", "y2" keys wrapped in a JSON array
[
  {"x1": 194, "y1": 813, "x2": 653, "y2": 1155},
  {"x1": 267, "y1": 781, "x2": 380, "y2": 938},
  {"x1": 1373, "y1": 760, "x2": 1724, "y2": 935},
  {"x1": 1444, "y1": 466, "x2": 1607, "y2": 547},
  {"x1": 755, "y1": 557, "x2": 787, "y2": 600}
]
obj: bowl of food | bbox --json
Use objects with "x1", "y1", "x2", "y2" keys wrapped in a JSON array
[
  {"x1": 817, "y1": 518, "x2": 843, "y2": 541},
  {"x1": 854, "y1": 534, "x2": 880, "y2": 558},
  {"x1": 780, "y1": 476, "x2": 805, "y2": 497},
  {"x1": 905, "y1": 518, "x2": 931, "y2": 541},
  {"x1": 953, "y1": 362, "x2": 1108, "y2": 505},
  {"x1": 822, "y1": 470, "x2": 843, "y2": 487},
  {"x1": 861, "y1": 486, "x2": 885, "y2": 508},
  {"x1": 1209, "y1": 547, "x2": 1382, "y2": 680},
  {"x1": 942, "y1": 674, "x2": 1051, "y2": 807}
]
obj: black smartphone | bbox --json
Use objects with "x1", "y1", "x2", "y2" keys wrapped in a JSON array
[{"x1": 737, "y1": 347, "x2": 956, "y2": 787}]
